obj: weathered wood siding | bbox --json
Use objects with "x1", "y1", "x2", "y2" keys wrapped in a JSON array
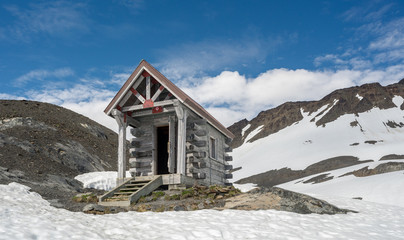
[
  {"x1": 185, "y1": 118, "x2": 232, "y2": 186},
  {"x1": 129, "y1": 113, "x2": 175, "y2": 177}
]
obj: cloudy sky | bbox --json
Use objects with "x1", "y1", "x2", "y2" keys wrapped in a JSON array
[{"x1": 1, "y1": 0, "x2": 404, "y2": 131}]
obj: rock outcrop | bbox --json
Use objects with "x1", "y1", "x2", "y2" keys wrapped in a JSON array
[
  {"x1": 0, "y1": 100, "x2": 118, "y2": 211},
  {"x1": 222, "y1": 187, "x2": 354, "y2": 214}
]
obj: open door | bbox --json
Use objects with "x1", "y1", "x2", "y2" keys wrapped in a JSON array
[{"x1": 156, "y1": 126, "x2": 169, "y2": 174}]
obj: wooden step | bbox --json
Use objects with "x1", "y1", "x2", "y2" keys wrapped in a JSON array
[
  {"x1": 106, "y1": 196, "x2": 129, "y2": 201},
  {"x1": 129, "y1": 180, "x2": 150, "y2": 184},
  {"x1": 99, "y1": 176, "x2": 162, "y2": 207},
  {"x1": 114, "y1": 192, "x2": 133, "y2": 195},
  {"x1": 119, "y1": 188, "x2": 141, "y2": 191},
  {"x1": 105, "y1": 197, "x2": 129, "y2": 202},
  {"x1": 125, "y1": 183, "x2": 147, "y2": 187}
]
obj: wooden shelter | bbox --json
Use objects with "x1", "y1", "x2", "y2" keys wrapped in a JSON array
[{"x1": 104, "y1": 60, "x2": 234, "y2": 189}]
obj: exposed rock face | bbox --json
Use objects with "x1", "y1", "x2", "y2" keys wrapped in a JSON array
[
  {"x1": 222, "y1": 187, "x2": 353, "y2": 214},
  {"x1": 236, "y1": 156, "x2": 372, "y2": 187},
  {"x1": 341, "y1": 162, "x2": 404, "y2": 177},
  {"x1": 0, "y1": 100, "x2": 118, "y2": 211},
  {"x1": 227, "y1": 118, "x2": 249, "y2": 149},
  {"x1": 228, "y1": 82, "x2": 404, "y2": 148}
]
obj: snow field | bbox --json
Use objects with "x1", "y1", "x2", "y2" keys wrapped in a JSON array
[
  {"x1": 278, "y1": 166, "x2": 404, "y2": 208},
  {"x1": 232, "y1": 100, "x2": 404, "y2": 181},
  {"x1": 1, "y1": 182, "x2": 404, "y2": 240}
]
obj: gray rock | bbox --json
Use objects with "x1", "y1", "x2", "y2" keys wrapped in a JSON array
[
  {"x1": 224, "y1": 187, "x2": 355, "y2": 215},
  {"x1": 197, "y1": 202, "x2": 205, "y2": 210},
  {"x1": 173, "y1": 205, "x2": 185, "y2": 211},
  {"x1": 83, "y1": 204, "x2": 105, "y2": 212}
]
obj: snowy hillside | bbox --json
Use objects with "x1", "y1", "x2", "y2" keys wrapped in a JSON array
[
  {"x1": 230, "y1": 82, "x2": 404, "y2": 207},
  {"x1": 2, "y1": 182, "x2": 404, "y2": 239},
  {"x1": 232, "y1": 96, "x2": 404, "y2": 180}
]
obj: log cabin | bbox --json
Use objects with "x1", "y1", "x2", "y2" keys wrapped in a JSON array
[{"x1": 102, "y1": 60, "x2": 234, "y2": 203}]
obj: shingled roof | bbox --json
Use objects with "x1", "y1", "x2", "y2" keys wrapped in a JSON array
[{"x1": 105, "y1": 60, "x2": 234, "y2": 139}]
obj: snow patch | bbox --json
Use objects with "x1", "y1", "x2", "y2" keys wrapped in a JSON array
[
  {"x1": 392, "y1": 95, "x2": 404, "y2": 108},
  {"x1": 233, "y1": 183, "x2": 258, "y2": 193},
  {"x1": 75, "y1": 171, "x2": 131, "y2": 191},
  {"x1": 241, "y1": 124, "x2": 251, "y2": 137},
  {"x1": 244, "y1": 125, "x2": 264, "y2": 143},
  {"x1": 356, "y1": 94, "x2": 363, "y2": 101}
]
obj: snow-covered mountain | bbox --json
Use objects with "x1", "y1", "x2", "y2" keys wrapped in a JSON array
[{"x1": 229, "y1": 80, "x2": 404, "y2": 207}]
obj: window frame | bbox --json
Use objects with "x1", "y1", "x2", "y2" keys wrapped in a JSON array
[{"x1": 209, "y1": 136, "x2": 217, "y2": 160}]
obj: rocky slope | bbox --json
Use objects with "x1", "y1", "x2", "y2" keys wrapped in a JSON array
[
  {"x1": 229, "y1": 80, "x2": 404, "y2": 203},
  {"x1": 229, "y1": 80, "x2": 404, "y2": 149},
  {"x1": 0, "y1": 100, "x2": 118, "y2": 210}
]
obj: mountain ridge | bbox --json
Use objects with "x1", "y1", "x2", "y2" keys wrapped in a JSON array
[
  {"x1": 229, "y1": 81, "x2": 404, "y2": 149},
  {"x1": 228, "y1": 79, "x2": 404, "y2": 207}
]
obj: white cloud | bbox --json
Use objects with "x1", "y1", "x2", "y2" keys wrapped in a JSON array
[
  {"x1": 26, "y1": 83, "x2": 117, "y2": 131},
  {"x1": 368, "y1": 18, "x2": 404, "y2": 51},
  {"x1": 5, "y1": 64, "x2": 404, "y2": 131},
  {"x1": 110, "y1": 73, "x2": 131, "y2": 85},
  {"x1": 156, "y1": 36, "x2": 281, "y2": 82},
  {"x1": 0, "y1": 93, "x2": 25, "y2": 100},
  {"x1": 15, "y1": 68, "x2": 74, "y2": 86},
  {"x1": 181, "y1": 65, "x2": 404, "y2": 126},
  {"x1": 4, "y1": 1, "x2": 88, "y2": 40}
]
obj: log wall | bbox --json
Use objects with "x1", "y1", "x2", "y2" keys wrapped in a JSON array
[
  {"x1": 129, "y1": 113, "x2": 175, "y2": 177},
  {"x1": 185, "y1": 118, "x2": 233, "y2": 186}
]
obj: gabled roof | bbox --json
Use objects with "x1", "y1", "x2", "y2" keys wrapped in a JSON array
[{"x1": 105, "y1": 60, "x2": 234, "y2": 139}]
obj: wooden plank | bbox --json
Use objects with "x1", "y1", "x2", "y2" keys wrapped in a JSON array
[
  {"x1": 187, "y1": 122, "x2": 206, "y2": 131},
  {"x1": 225, "y1": 156, "x2": 233, "y2": 161},
  {"x1": 129, "y1": 145, "x2": 153, "y2": 152},
  {"x1": 224, "y1": 173, "x2": 233, "y2": 179},
  {"x1": 130, "y1": 161, "x2": 152, "y2": 168},
  {"x1": 130, "y1": 88, "x2": 146, "y2": 103},
  {"x1": 193, "y1": 172, "x2": 206, "y2": 179},
  {"x1": 168, "y1": 116, "x2": 176, "y2": 173},
  {"x1": 129, "y1": 150, "x2": 152, "y2": 158},
  {"x1": 186, "y1": 145, "x2": 208, "y2": 153},
  {"x1": 129, "y1": 157, "x2": 153, "y2": 164},
  {"x1": 225, "y1": 164, "x2": 233, "y2": 171},
  {"x1": 146, "y1": 76, "x2": 151, "y2": 100},
  {"x1": 186, "y1": 151, "x2": 207, "y2": 158},
  {"x1": 122, "y1": 100, "x2": 175, "y2": 112},
  {"x1": 112, "y1": 110, "x2": 127, "y2": 184},
  {"x1": 130, "y1": 128, "x2": 144, "y2": 137},
  {"x1": 127, "y1": 116, "x2": 140, "y2": 128},
  {"x1": 151, "y1": 85, "x2": 165, "y2": 102},
  {"x1": 118, "y1": 91, "x2": 132, "y2": 108},
  {"x1": 130, "y1": 167, "x2": 152, "y2": 173},
  {"x1": 191, "y1": 141, "x2": 207, "y2": 147},
  {"x1": 186, "y1": 133, "x2": 206, "y2": 142},
  {"x1": 175, "y1": 104, "x2": 187, "y2": 175},
  {"x1": 132, "y1": 75, "x2": 145, "y2": 91},
  {"x1": 188, "y1": 161, "x2": 207, "y2": 169},
  {"x1": 189, "y1": 129, "x2": 207, "y2": 136}
]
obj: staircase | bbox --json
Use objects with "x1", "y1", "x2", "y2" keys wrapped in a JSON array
[{"x1": 99, "y1": 175, "x2": 163, "y2": 207}]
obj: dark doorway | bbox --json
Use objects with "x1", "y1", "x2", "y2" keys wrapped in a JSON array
[{"x1": 157, "y1": 126, "x2": 169, "y2": 174}]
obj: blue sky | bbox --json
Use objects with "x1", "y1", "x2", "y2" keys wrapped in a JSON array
[{"x1": 1, "y1": 0, "x2": 404, "y2": 129}]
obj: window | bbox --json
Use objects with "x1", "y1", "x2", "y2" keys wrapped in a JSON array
[{"x1": 209, "y1": 137, "x2": 216, "y2": 159}]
